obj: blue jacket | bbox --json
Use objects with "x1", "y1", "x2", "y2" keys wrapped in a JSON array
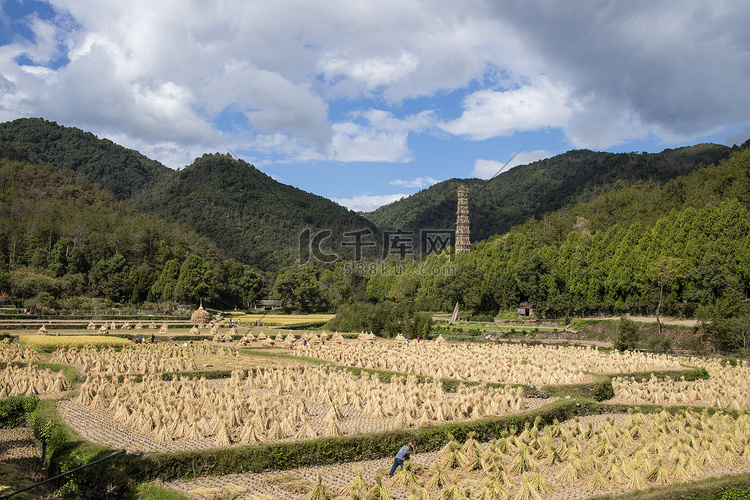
[{"x1": 395, "y1": 445, "x2": 411, "y2": 461}]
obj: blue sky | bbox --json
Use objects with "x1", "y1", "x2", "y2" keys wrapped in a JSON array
[{"x1": 2, "y1": 0, "x2": 749, "y2": 211}]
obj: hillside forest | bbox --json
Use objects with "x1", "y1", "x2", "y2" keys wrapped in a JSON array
[{"x1": 0, "y1": 118, "x2": 749, "y2": 351}]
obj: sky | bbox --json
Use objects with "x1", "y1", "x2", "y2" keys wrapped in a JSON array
[{"x1": 1, "y1": 1, "x2": 749, "y2": 212}]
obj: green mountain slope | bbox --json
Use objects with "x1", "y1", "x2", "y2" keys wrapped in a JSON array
[
  {"x1": 0, "y1": 119, "x2": 377, "y2": 273},
  {"x1": 0, "y1": 160, "x2": 263, "y2": 311},
  {"x1": 366, "y1": 144, "x2": 734, "y2": 239},
  {"x1": 135, "y1": 153, "x2": 378, "y2": 271},
  {"x1": 359, "y1": 147, "x2": 750, "y2": 333},
  {"x1": 0, "y1": 118, "x2": 169, "y2": 199}
]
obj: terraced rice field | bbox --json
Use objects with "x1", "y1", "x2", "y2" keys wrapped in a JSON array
[
  {"x1": 2, "y1": 328, "x2": 749, "y2": 499},
  {"x1": 167, "y1": 411, "x2": 750, "y2": 500}
]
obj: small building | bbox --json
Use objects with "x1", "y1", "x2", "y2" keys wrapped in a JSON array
[
  {"x1": 254, "y1": 299, "x2": 281, "y2": 311},
  {"x1": 516, "y1": 302, "x2": 533, "y2": 317}
]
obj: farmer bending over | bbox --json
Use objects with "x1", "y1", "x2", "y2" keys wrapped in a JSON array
[{"x1": 389, "y1": 443, "x2": 414, "y2": 476}]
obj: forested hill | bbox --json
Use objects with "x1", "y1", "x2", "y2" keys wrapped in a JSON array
[
  {"x1": 0, "y1": 160, "x2": 264, "y2": 312},
  {"x1": 134, "y1": 153, "x2": 378, "y2": 271},
  {"x1": 0, "y1": 118, "x2": 169, "y2": 199},
  {"x1": 360, "y1": 147, "x2": 750, "y2": 347},
  {"x1": 366, "y1": 144, "x2": 735, "y2": 239},
  {"x1": 0, "y1": 119, "x2": 376, "y2": 272}
]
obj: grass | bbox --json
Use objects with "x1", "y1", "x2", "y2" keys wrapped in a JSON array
[
  {"x1": 437, "y1": 323, "x2": 559, "y2": 333},
  {"x1": 19, "y1": 334, "x2": 132, "y2": 350},
  {"x1": 132, "y1": 482, "x2": 191, "y2": 500},
  {"x1": 0, "y1": 462, "x2": 54, "y2": 500},
  {"x1": 222, "y1": 313, "x2": 335, "y2": 327}
]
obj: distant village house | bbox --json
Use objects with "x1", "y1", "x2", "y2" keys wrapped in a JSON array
[
  {"x1": 517, "y1": 302, "x2": 533, "y2": 317},
  {"x1": 254, "y1": 299, "x2": 281, "y2": 311}
]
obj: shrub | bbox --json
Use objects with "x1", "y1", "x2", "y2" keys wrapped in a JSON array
[
  {"x1": 328, "y1": 301, "x2": 432, "y2": 339},
  {"x1": 469, "y1": 313, "x2": 494, "y2": 322},
  {"x1": 0, "y1": 394, "x2": 39, "y2": 427},
  {"x1": 591, "y1": 381, "x2": 615, "y2": 402},
  {"x1": 615, "y1": 316, "x2": 641, "y2": 351}
]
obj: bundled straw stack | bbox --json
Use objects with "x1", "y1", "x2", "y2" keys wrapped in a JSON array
[
  {"x1": 69, "y1": 365, "x2": 527, "y2": 447},
  {"x1": 0, "y1": 364, "x2": 68, "y2": 397},
  {"x1": 294, "y1": 341, "x2": 683, "y2": 386}
]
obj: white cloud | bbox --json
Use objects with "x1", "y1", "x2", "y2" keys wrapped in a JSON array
[
  {"x1": 320, "y1": 52, "x2": 419, "y2": 96},
  {"x1": 472, "y1": 150, "x2": 553, "y2": 179},
  {"x1": 328, "y1": 109, "x2": 434, "y2": 163},
  {"x1": 441, "y1": 78, "x2": 572, "y2": 140},
  {"x1": 330, "y1": 193, "x2": 409, "y2": 212},
  {"x1": 1, "y1": 0, "x2": 750, "y2": 172},
  {"x1": 390, "y1": 176, "x2": 439, "y2": 189},
  {"x1": 483, "y1": 0, "x2": 750, "y2": 148},
  {"x1": 329, "y1": 121, "x2": 411, "y2": 163}
]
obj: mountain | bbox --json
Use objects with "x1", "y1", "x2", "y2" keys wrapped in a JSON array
[
  {"x1": 0, "y1": 159, "x2": 262, "y2": 311},
  {"x1": 0, "y1": 119, "x2": 377, "y2": 273},
  {"x1": 0, "y1": 118, "x2": 169, "y2": 199},
  {"x1": 134, "y1": 153, "x2": 378, "y2": 271},
  {"x1": 366, "y1": 144, "x2": 735, "y2": 240},
  {"x1": 360, "y1": 146, "x2": 750, "y2": 341}
]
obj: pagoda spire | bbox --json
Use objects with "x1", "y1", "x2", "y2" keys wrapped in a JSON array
[{"x1": 456, "y1": 185, "x2": 471, "y2": 253}]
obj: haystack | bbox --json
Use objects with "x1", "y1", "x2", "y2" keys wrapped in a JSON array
[
  {"x1": 191, "y1": 305, "x2": 212, "y2": 326},
  {"x1": 37, "y1": 325, "x2": 48, "y2": 334}
]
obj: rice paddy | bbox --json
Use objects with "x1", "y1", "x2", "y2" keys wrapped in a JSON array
[
  {"x1": 19, "y1": 334, "x2": 133, "y2": 349},
  {"x1": 1, "y1": 322, "x2": 749, "y2": 499}
]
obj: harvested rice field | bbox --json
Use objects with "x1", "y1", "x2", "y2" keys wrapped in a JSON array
[
  {"x1": 4, "y1": 326, "x2": 750, "y2": 499},
  {"x1": 611, "y1": 358, "x2": 750, "y2": 410},
  {"x1": 224, "y1": 314, "x2": 335, "y2": 327},
  {"x1": 58, "y1": 366, "x2": 551, "y2": 453},
  {"x1": 294, "y1": 336, "x2": 683, "y2": 385},
  {"x1": 167, "y1": 409, "x2": 750, "y2": 500}
]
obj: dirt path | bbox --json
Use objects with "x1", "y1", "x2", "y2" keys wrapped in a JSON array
[{"x1": 581, "y1": 315, "x2": 700, "y2": 327}]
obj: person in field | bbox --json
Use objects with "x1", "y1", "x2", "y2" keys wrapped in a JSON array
[{"x1": 389, "y1": 443, "x2": 414, "y2": 476}]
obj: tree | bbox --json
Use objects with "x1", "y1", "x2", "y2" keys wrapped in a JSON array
[
  {"x1": 649, "y1": 256, "x2": 683, "y2": 336},
  {"x1": 89, "y1": 253, "x2": 130, "y2": 302},
  {"x1": 148, "y1": 259, "x2": 180, "y2": 302},
  {"x1": 174, "y1": 254, "x2": 215, "y2": 305},
  {"x1": 129, "y1": 262, "x2": 154, "y2": 304},
  {"x1": 615, "y1": 316, "x2": 641, "y2": 351},
  {"x1": 514, "y1": 251, "x2": 552, "y2": 309},
  {"x1": 272, "y1": 265, "x2": 326, "y2": 313},
  {"x1": 233, "y1": 265, "x2": 264, "y2": 310}
]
